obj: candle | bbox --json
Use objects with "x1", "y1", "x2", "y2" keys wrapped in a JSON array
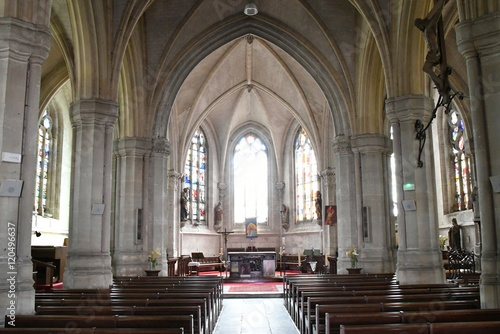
[
  {"x1": 280, "y1": 247, "x2": 282, "y2": 255},
  {"x1": 325, "y1": 249, "x2": 328, "y2": 265},
  {"x1": 298, "y1": 249, "x2": 301, "y2": 266}
]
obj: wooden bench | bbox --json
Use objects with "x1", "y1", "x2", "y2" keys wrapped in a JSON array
[
  {"x1": 36, "y1": 305, "x2": 204, "y2": 334},
  {"x1": 0, "y1": 329, "x2": 185, "y2": 334},
  {"x1": 35, "y1": 298, "x2": 210, "y2": 334},
  {"x1": 305, "y1": 293, "x2": 479, "y2": 334},
  {"x1": 5, "y1": 315, "x2": 194, "y2": 334},
  {"x1": 339, "y1": 321, "x2": 500, "y2": 334},
  {"x1": 324, "y1": 308, "x2": 500, "y2": 334}
]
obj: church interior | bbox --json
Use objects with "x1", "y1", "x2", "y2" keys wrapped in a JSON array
[{"x1": 1, "y1": 0, "x2": 500, "y2": 331}]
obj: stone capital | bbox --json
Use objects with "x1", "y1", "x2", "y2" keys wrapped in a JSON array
[
  {"x1": 152, "y1": 137, "x2": 171, "y2": 155},
  {"x1": 332, "y1": 135, "x2": 352, "y2": 155},
  {"x1": 0, "y1": 17, "x2": 51, "y2": 62},
  {"x1": 351, "y1": 134, "x2": 392, "y2": 155},
  {"x1": 320, "y1": 168, "x2": 336, "y2": 188},
  {"x1": 167, "y1": 169, "x2": 182, "y2": 191},
  {"x1": 456, "y1": 12, "x2": 500, "y2": 60},
  {"x1": 385, "y1": 95, "x2": 434, "y2": 124},
  {"x1": 70, "y1": 98, "x2": 119, "y2": 127},
  {"x1": 114, "y1": 137, "x2": 152, "y2": 157}
]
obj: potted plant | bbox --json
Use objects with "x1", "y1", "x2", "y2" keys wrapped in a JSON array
[
  {"x1": 346, "y1": 246, "x2": 361, "y2": 274},
  {"x1": 146, "y1": 248, "x2": 161, "y2": 275}
]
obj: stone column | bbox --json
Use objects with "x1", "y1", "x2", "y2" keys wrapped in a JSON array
[
  {"x1": 166, "y1": 169, "x2": 181, "y2": 258},
  {"x1": 332, "y1": 136, "x2": 358, "y2": 272},
  {"x1": 456, "y1": 13, "x2": 500, "y2": 308},
  {"x1": 320, "y1": 168, "x2": 337, "y2": 255},
  {"x1": 113, "y1": 138, "x2": 152, "y2": 276},
  {"x1": 352, "y1": 134, "x2": 395, "y2": 273},
  {"x1": 385, "y1": 95, "x2": 445, "y2": 284},
  {"x1": 147, "y1": 138, "x2": 170, "y2": 274},
  {"x1": 64, "y1": 99, "x2": 118, "y2": 288},
  {"x1": 0, "y1": 17, "x2": 50, "y2": 323}
]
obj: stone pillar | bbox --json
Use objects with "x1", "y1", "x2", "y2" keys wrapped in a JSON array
[
  {"x1": 147, "y1": 138, "x2": 170, "y2": 274},
  {"x1": 0, "y1": 17, "x2": 50, "y2": 324},
  {"x1": 166, "y1": 169, "x2": 181, "y2": 258},
  {"x1": 113, "y1": 138, "x2": 152, "y2": 276},
  {"x1": 456, "y1": 13, "x2": 500, "y2": 308},
  {"x1": 352, "y1": 134, "x2": 395, "y2": 273},
  {"x1": 385, "y1": 95, "x2": 445, "y2": 284},
  {"x1": 64, "y1": 99, "x2": 118, "y2": 288},
  {"x1": 320, "y1": 168, "x2": 337, "y2": 255},
  {"x1": 332, "y1": 136, "x2": 358, "y2": 272}
]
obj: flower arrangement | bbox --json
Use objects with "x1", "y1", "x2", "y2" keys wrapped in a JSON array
[
  {"x1": 346, "y1": 246, "x2": 358, "y2": 268},
  {"x1": 148, "y1": 248, "x2": 161, "y2": 270},
  {"x1": 439, "y1": 235, "x2": 448, "y2": 250}
]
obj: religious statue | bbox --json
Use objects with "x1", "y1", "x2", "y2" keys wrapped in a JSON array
[
  {"x1": 315, "y1": 191, "x2": 322, "y2": 221},
  {"x1": 214, "y1": 202, "x2": 223, "y2": 231},
  {"x1": 414, "y1": 0, "x2": 451, "y2": 104},
  {"x1": 448, "y1": 218, "x2": 462, "y2": 250},
  {"x1": 180, "y1": 187, "x2": 189, "y2": 221},
  {"x1": 281, "y1": 204, "x2": 289, "y2": 231}
]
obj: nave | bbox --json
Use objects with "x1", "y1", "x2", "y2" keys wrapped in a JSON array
[{"x1": 213, "y1": 299, "x2": 298, "y2": 334}]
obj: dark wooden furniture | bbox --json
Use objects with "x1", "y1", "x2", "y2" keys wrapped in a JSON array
[{"x1": 31, "y1": 246, "x2": 68, "y2": 283}]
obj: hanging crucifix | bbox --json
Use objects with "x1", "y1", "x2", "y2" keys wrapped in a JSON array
[{"x1": 414, "y1": 0, "x2": 464, "y2": 167}]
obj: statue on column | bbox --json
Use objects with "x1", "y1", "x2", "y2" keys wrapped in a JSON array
[
  {"x1": 315, "y1": 191, "x2": 322, "y2": 221},
  {"x1": 448, "y1": 218, "x2": 462, "y2": 250},
  {"x1": 180, "y1": 187, "x2": 189, "y2": 221},
  {"x1": 281, "y1": 204, "x2": 289, "y2": 231},
  {"x1": 214, "y1": 202, "x2": 223, "y2": 231}
]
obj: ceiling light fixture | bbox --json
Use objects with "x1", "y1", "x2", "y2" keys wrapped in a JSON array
[{"x1": 244, "y1": 0, "x2": 258, "y2": 16}]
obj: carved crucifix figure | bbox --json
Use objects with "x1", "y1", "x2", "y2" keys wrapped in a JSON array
[{"x1": 414, "y1": 0, "x2": 451, "y2": 104}]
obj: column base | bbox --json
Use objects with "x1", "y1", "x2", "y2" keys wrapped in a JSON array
[
  {"x1": 359, "y1": 247, "x2": 396, "y2": 274},
  {"x1": 479, "y1": 255, "x2": 500, "y2": 308},
  {"x1": 113, "y1": 252, "x2": 149, "y2": 277},
  {"x1": 64, "y1": 253, "x2": 112, "y2": 289},
  {"x1": 396, "y1": 249, "x2": 446, "y2": 285},
  {"x1": 0, "y1": 260, "x2": 35, "y2": 327}
]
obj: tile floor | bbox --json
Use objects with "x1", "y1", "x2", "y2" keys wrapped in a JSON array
[{"x1": 213, "y1": 298, "x2": 299, "y2": 334}]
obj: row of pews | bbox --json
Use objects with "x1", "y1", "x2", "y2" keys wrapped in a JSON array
[
  {"x1": 2, "y1": 275, "x2": 223, "y2": 334},
  {"x1": 284, "y1": 273, "x2": 500, "y2": 334}
]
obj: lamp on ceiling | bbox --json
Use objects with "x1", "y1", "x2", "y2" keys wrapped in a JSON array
[{"x1": 244, "y1": 0, "x2": 258, "y2": 16}]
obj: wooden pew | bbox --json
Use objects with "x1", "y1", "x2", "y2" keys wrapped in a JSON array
[
  {"x1": 339, "y1": 321, "x2": 500, "y2": 334},
  {"x1": 36, "y1": 305, "x2": 204, "y2": 334},
  {"x1": 324, "y1": 308, "x2": 500, "y2": 334},
  {"x1": 304, "y1": 286, "x2": 479, "y2": 334},
  {"x1": 35, "y1": 298, "x2": 210, "y2": 334},
  {"x1": 0, "y1": 329, "x2": 185, "y2": 334},
  {"x1": 5, "y1": 315, "x2": 194, "y2": 334},
  {"x1": 305, "y1": 293, "x2": 479, "y2": 334}
]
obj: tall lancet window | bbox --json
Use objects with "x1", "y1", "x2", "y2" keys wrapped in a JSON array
[
  {"x1": 183, "y1": 130, "x2": 207, "y2": 224},
  {"x1": 234, "y1": 134, "x2": 268, "y2": 224},
  {"x1": 35, "y1": 110, "x2": 52, "y2": 216},
  {"x1": 295, "y1": 128, "x2": 319, "y2": 222},
  {"x1": 449, "y1": 110, "x2": 472, "y2": 211}
]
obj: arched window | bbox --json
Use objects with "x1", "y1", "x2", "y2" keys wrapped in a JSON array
[
  {"x1": 35, "y1": 110, "x2": 52, "y2": 216},
  {"x1": 295, "y1": 128, "x2": 319, "y2": 222},
  {"x1": 234, "y1": 134, "x2": 268, "y2": 224},
  {"x1": 449, "y1": 110, "x2": 472, "y2": 211},
  {"x1": 183, "y1": 130, "x2": 207, "y2": 224}
]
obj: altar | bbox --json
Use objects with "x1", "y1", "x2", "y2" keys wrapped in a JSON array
[{"x1": 228, "y1": 251, "x2": 276, "y2": 278}]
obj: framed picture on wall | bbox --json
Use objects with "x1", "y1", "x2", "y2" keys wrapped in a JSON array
[{"x1": 324, "y1": 205, "x2": 337, "y2": 225}]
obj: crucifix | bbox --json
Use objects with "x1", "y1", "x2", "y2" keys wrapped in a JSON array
[
  {"x1": 414, "y1": 0, "x2": 464, "y2": 167},
  {"x1": 217, "y1": 228, "x2": 234, "y2": 261}
]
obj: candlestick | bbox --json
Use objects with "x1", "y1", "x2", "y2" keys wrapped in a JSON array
[
  {"x1": 298, "y1": 249, "x2": 301, "y2": 266},
  {"x1": 325, "y1": 249, "x2": 328, "y2": 265},
  {"x1": 280, "y1": 247, "x2": 282, "y2": 255}
]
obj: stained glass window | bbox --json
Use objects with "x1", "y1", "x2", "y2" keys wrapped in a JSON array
[
  {"x1": 234, "y1": 134, "x2": 268, "y2": 224},
  {"x1": 183, "y1": 130, "x2": 207, "y2": 224},
  {"x1": 295, "y1": 128, "x2": 319, "y2": 222},
  {"x1": 449, "y1": 110, "x2": 471, "y2": 211},
  {"x1": 35, "y1": 110, "x2": 52, "y2": 215}
]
